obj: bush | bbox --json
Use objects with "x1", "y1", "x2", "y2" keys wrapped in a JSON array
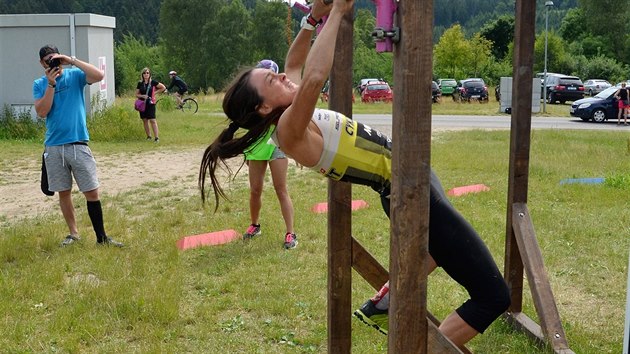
[
  {"x1": 114, "y1": 34, "x2": 165, "y2": 96},
  {"x1": 0, "y1": 105, "x2": 45, "y2": 140},
  {"x1": 574, "y1": 55, "x2": 629, "y2": 83},
  {"x1": 0, "y1": 95, "x2": 141, "y2": 143},
  {"x1": 87, "y1": 101, "x2": 143, "y2": 142}
]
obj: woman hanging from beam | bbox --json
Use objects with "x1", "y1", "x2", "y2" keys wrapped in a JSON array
[{"x1": 198, "y1": 0, "x2": 510, "y2": 347}]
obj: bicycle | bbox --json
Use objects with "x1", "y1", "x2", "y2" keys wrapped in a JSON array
[{"x1": 156, "y1": 92, "x2": 198, "y2": 114}]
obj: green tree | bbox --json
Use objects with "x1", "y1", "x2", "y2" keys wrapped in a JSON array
[
  {"x1": 578, "y1": 0, "x2": 630, "y2": 63},
  {"x1": 534, "y1": 31, "x2": 574, "y2": 75},
  {"x1": 479, "y1": 15, "x2": 514, "y2": 60},
  {"x1": 159, "y1": 0, "x2": 222, "y2": 92},
  {"x1": 558, "y1": 7, "x2": 586, "y2": 44},
  {"x1": 353, "y1": 47, "x2": 393, "y2": 87},
  {"x1": 208, "y1": 0, "x2": 253, "y2": 91},
  {"x1": 434, "y1": 24, "x2": 471, "y2": 79},
  {"x1": 114, "y1": 34, "x2": 163, "y2": 95},
  {"x1": 574, "y1": 55, "x2": 629, "y2": 83},
  {"x1": 250, "y1": 1, "x2": 289, "y2": 69},
  {"x1": 353, "y1": 9, "x2": 376, "y2": 50},
  {"x1": 468, "y1": 33, "x2": 493, "y2": 77}
]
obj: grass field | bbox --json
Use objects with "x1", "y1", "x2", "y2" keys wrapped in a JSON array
[{"x1": 0, "y1": 96, "x2": 628, "y2": 353}]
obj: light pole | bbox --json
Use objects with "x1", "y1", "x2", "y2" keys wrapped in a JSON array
[{"x1": 543, "y1": 0, "x2": 554, "y2": 113}]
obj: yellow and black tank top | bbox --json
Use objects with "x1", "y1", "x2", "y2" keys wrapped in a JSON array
[{"x1": 303, "y1": 108, "x2": 392, "y2": 193}]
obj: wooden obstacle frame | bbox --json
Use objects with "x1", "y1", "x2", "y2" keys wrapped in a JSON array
[{"x1": 323, "y1": 0, "x2": 575, "y2": 353}]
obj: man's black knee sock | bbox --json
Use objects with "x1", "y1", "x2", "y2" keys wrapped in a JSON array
[{"x1": 87, "y1": 200, "x2": 107, "y2": 242}]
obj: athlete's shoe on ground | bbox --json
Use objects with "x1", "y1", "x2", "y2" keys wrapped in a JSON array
[
  {"x1": 243, "y1": 224, "x2": 261, "y2": 239},
  {"x1": 61, "y1": 234, "x2": 80, "y2": 246},
  {"x1": 97, "y1": 236, "x2": 124, "y2": 247},
  {"x1": 283, "y1": 232, "x2": 298, "y2": 249},
  {"x1": 353, "y1": 299, "x2": 388, "y2": 335}
]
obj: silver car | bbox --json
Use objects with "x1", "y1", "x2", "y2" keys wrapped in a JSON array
[{"x1": 583, "y1": 79, "x2": 611, "y2": 96}]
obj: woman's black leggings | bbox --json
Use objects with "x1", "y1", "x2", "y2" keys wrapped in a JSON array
[{"x1": 379, "y1": 170, "x2": 511, "y2": 333}]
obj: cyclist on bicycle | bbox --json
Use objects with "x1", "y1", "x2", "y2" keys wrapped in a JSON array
[{"x1": 166, "y1": 70, "x2": 188, "y2": 108}]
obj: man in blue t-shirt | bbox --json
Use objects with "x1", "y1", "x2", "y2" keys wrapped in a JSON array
[{"x1": 33, "y1": 44, "x2": 123, "y2": 247}]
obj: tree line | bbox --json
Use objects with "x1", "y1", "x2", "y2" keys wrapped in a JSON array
[{"x1": 4, "y1": 0, "x2": 628, "y2": 94}]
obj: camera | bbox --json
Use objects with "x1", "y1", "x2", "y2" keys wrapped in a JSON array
[{"x1": 46, "y1": 57, "x2": 61, "y2": 68}]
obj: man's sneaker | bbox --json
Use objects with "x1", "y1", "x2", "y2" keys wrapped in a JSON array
[
  {"x1": 154, "y1": 137, "x2": 160, "y2": 143},
  {"x1": 97, "y1": 236, "x2": 124, "y2": 247},
  {"x1": 243, "y1": 224, "x2": 261, "y2": 239},
  {"x1": 283, "y1": 232, "x2": 298, "y2": 249},
  {"x1": 61, "y1": 234, "x2": 80, "y2": 246},
  {"x1": 353, "y1": 299, "x2": 388, "y2": 335},
  {"x1": 146, "y1": 136, "x2": 152, "y2": 141}
]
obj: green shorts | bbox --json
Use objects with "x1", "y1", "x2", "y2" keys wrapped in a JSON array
[{"x1": 245, "y1": 141, "x2": 284, "y2": 161}]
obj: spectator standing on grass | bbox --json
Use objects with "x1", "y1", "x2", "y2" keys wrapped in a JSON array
[
  {"x1": 241, "y1": 59, "x2": 297, "y2": 250},
  {"x1": 242, "y1": 126, "x2": 297, "y2": 249},
  {"x1": 136, "y1": 68, "x2": 166, "y2": 142},
  {"x1": 614, "y1": 82, "x2": 629, "y2": 125},
  {"x1": 33, "y1": 44, "x2": 123, "y2": 247},
  {"x1": 198, "y1": 0, "x2": 510, "y2": 348}
]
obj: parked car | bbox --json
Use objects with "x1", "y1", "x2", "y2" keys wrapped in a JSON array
[
  {"x1": 356, "y1": 78, "x2": 382, "y2": 94},
  {"x1": 543, "y1": 74, "x2": 584, "y2": 104},
  {"x1": 432, "y1": 81, "x2": 441, "y2": 103},
  {"x1": 536, "y1": 72, "x2": 559, "y2": 93},
  {"x1": 320, "y1": 80, "x2": 355, "y2": 103},
  {"x1": 437, "y1": 78, "x2": 457, "y2": 96},
  {"x1": 452, "y1": 78, "x2": 488, "y2": 102},
  {"x1": 569, "y1": 86, "x2": 619, "y2": 123},
  {"x1": 583, "y1": 79, "x2": 611, "y2": 96},
  {"x1": 361, "y1": 81, "x2": 393, "y2": 103},
  {"x1": 536, "y1": 72, "x2": 558, "y2": 84}
]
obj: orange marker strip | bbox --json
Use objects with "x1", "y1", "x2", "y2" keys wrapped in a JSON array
[
  {"x1": 176, "y1": 229, "x2": 239, "y2": 250},
  {"x1": 447, "y1": 184, "x2": 490, "y2": 197},
  {"x1": 311, "y1": 199, "x2": 369, "y2": 213}
]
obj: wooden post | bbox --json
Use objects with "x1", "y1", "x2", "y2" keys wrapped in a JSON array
[
  {"x1": 504, "y1": 0, "x2": 535, "y2": 317},
  {"x1": 326, "y1": 8, "x2": 354, "y2": 354},
  {"x1": 388, "y1": 0, "x2": 432, "y2": 352},
  {"x1": 504, "y1": 1, "x2": 574, "y2": 353}
]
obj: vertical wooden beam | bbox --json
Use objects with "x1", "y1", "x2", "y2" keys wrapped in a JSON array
[
  {"x1": 388, "y1": 0, "x2": 432, "y2": 352},
  {"x1": 504, "y1": 0, "x2": 536, "y2": 314},
  {"x1": 327, "y1": 8, "x2": 354, "y2": 354},
  {"x1": 505, "y1": 2, "x2": 574, "y2": 353}
]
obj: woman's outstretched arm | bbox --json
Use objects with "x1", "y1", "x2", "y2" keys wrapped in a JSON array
[
  {"x1": 278, "y1": 0, "x2": 354, "y2": 152},
  {"x1": 284, "y1": 0, "x2": 332, "y2": 85}
]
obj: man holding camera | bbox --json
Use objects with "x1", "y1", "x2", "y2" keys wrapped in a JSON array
[{"x1": 33, "y1": 44, "x2": 123, "y2": 247}]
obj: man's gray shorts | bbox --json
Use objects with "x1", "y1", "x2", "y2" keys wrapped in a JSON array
[{"x1": 44, "y1": 143, "x2": 99, "y2": 192}]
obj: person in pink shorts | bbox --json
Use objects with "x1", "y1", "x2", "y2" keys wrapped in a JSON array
[{"x1": 614, "y1": 82, "x2": 629, "y2": 125}]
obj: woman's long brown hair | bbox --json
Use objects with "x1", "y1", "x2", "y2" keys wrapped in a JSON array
[{"x1": 199, "y1": 68, "x2": 285, "y2": 211}]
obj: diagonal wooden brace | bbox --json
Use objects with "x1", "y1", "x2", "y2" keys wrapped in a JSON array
[{"x1": 509, "y1": 203, "x2": 574, "y2": 354}]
